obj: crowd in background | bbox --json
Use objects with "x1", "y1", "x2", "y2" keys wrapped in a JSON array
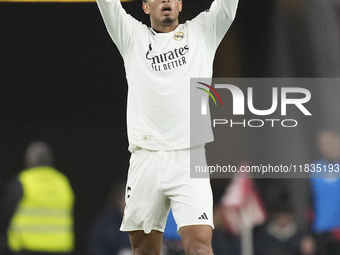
[{"x1": 1, "y1": 127, "x2": 340, "y2": 255}]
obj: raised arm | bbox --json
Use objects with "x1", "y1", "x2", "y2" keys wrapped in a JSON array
[
  {"x1": 96, "y1": 0, "x2": 143, "y2": 55},
  {"x1": 191, "y1": 0, "x2": 239, "y2": 51}
]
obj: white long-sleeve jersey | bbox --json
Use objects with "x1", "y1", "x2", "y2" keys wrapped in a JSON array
[{"x1": 97, "y1": 0, "x2": 238, "y2": 151}]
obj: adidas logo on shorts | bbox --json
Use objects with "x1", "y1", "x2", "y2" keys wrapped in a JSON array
[{"x1": 198, "y1": 212, "x2": 208, "y2": 220}]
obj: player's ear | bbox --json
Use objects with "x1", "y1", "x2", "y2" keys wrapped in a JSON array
[
  {"x1": 178, "y1": 0, "x2": 183, "y2": 12},
  {"x1": 142, "y1": 2, "x2": 150, "y2": 14}
]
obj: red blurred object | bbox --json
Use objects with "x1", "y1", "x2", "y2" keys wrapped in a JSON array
[
  {"x1": 220, "y1": 162, "x2": 267, "y2": 235},
  {"x1": 332, "y1": 228, "x2": 340, "y2": 240}
]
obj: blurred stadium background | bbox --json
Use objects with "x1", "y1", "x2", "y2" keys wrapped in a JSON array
[{"x1": 1, "y1": 0, "x2": 340, "y2": 254}]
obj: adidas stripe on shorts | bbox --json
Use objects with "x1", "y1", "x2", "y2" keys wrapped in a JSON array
[{"x1": 120, "y1": 145, "x2": 214, "y2": 234}]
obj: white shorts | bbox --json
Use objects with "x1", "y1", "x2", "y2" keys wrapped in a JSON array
[{"x1": 120, "y1": 146, "x2": 214, "y2": 234}]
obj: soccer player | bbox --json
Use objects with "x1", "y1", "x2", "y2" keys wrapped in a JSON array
[{"x1": 96, "y1": 0, "x2": 239, "y2": 254}]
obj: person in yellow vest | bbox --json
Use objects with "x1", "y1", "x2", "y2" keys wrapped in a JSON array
[{"x1": 0, "y1": 141, "x2": 75, "y2": 255}]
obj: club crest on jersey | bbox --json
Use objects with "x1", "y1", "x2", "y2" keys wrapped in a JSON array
[{"x1": 174, "y1": 31, "x2": 184, "y2": 41}]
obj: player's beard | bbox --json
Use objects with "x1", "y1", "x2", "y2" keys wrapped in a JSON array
[{"x1": 162, "y1": 17, "x2": 175, "y2": 26}]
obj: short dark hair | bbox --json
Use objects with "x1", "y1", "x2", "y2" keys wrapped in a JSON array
[{"x1": 25, "y1": 141, "x2": 54, "y2": 168}]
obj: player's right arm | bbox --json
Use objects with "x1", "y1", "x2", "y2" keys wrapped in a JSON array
[{"x1": 96, "y1": 0, "x2": 142, "y2": 55}]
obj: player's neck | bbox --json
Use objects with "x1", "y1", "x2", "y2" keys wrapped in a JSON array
[{"x1": 151, "y1": 20, "x2": 179, "y2": 33}]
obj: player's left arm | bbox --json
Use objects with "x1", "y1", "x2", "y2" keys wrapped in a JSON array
[
  {"x1": 214, "y1": 0, "x2": 239, "y2": 37},
  {"x1": 191, "y1": 0, "x2": 239, "y2": 51}
]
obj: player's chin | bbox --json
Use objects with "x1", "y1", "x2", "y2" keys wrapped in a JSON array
[{"x1": 162, "y1": 17, "x2": 175, "y2": 25}]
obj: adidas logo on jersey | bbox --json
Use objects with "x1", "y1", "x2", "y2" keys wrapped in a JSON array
[{"x1": 198, "y1": 212, "x2": 209, "y2": 220}]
